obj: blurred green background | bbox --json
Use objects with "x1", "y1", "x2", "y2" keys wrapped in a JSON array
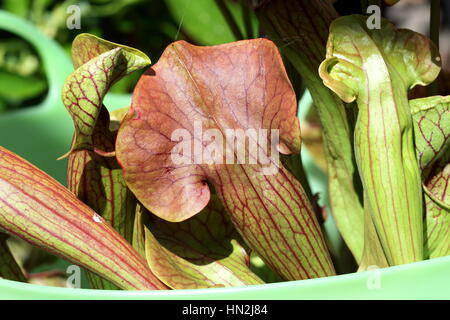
[
  {"x1": 2, "y1": 0, "x2": 447, "y2": 114},
  {"x1": 0, "y1": 0, "x2": 260, "y2": 114}
]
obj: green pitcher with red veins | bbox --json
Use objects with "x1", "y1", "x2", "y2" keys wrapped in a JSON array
[{"x1": 319, "y1": 15, "x2": 441, "y2": 266}]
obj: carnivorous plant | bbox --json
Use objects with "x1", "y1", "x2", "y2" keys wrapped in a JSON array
[{"x1": 0, "y1": 1, "x2": 448, "y2": 290}]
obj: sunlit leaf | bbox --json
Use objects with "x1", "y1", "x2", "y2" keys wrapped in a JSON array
[
  {"x1": 62, "y1": 34, "x2": 152, "y2": 289},
  {"x1": 67, "y1": 108, "x2": 137, "y2": 290},
  {"x1": 142, "y1": 195, "x2": 264, "y2": 289},
  {"x1": 411, "y1": 96, "x2": 450, "y2": 258},
  {"x1": 256, "y1": 0, "x2": 365, "y2": 262},
  {"x1": 0, "y1": 146, "x2": 166, "y2": 290},
  {"x1": 358, "y1": 200, "x2": 389, "y2": 272},
  {"x1": 132, "y1": 203, "x2": 146, "y2": 258},
  {"x1": 60, "y1": 33, "x2": 150, "y2": 158},
  {"x1": 410, "y1": 96, "x2": 450, "y2": 174},
  {"x1": 319, "y1": 15, "x2": 441, "y2": 265},
  {"x1": 423, "y1": 152, "x2": 449, "y2": 259},
  {"x1": 423, "y1": 193, "x2": 450, "y2": 258},
  {"x1": 116, "y1": 39, "x2": 335, "y2": 280}
]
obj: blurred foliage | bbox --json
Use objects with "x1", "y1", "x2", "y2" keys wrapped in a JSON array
[
  {"x1": 165, "y1": 0, "x2": 258, "y2": 45},
  {"x1": 0, "y1": 0, "x2": 259, "y2": 114},
  {"x1": 0, "y1": 31, "x2": 47, "y2": 112}
]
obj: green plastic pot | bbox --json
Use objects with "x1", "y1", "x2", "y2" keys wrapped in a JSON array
[{"x1": 0, "y1": 11, "x2": 449, "y2": 299}]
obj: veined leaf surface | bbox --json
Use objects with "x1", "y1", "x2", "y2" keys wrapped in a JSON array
[
  {"x1": 143, "y1": 195, "x2": 264, "y2": 289},
  {"x1": 61, "y1": 33, "x2": 150, "y2": 157},
  {"x1": 319, "y1": 15, "x2": 441, "y2": 265},
  {"x1": 117, "y1": 39, "x2": 335, "y2": 280},
  {"x1": 63, "y1": 34, "x2": 151, "y2": 289},
  {"x1": 411, "y1": 96, "x2": 450, "y2": 258},
  {"x1": 256, "y1": 0, "x2": 365, "y2": 262},
  {"x1": 0, "y1": 146, "x2": 166, "y2": 290}
]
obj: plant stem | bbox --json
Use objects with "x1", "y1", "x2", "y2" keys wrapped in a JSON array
[
  {"x1": 430, "y1": 0, "x2": 441, "y2": 95},
  {"x1": 215, "y1": 0, "x2": 245, "y2": 41},
  {"x1": 240, "y1": 0, "x2": 253, "y2": 39},
  {"x1": 430, "y1": 0, "x2": 441, "y2": 49}
]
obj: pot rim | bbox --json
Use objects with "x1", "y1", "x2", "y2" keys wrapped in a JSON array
[{"x1": 1, "y1": 255, "x2": 449, "y2": 299}]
